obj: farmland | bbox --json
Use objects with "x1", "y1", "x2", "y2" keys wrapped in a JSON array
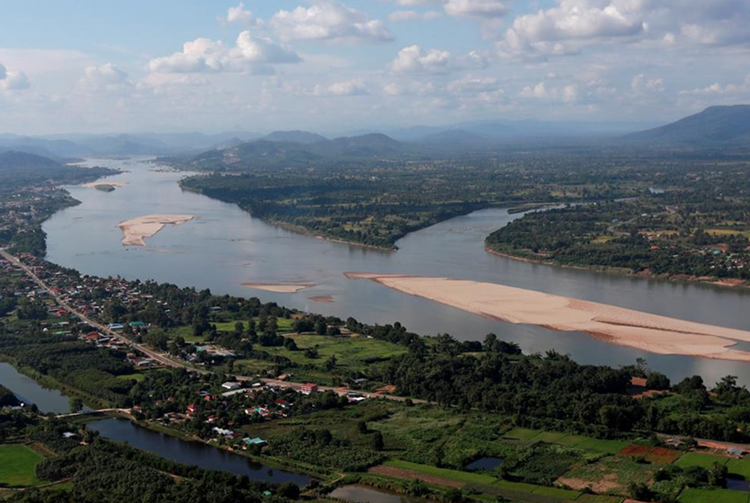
[{"x1": 0, "y1": 444, "x2": 46, "y2": 487}]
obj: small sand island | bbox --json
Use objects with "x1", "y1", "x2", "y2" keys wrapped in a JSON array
[
  {"x1": 81, "y1": 181, "x2": 129, "y2": 189},
  {"x1": 243, "y1": 283, "x2": 313, "y2": 293},
  {"x1": 346, "y1": 272, "x2": 750, "y2": 362},
  {"x1": 118, "y1": 214, "x2": 195, "y2": 246}
]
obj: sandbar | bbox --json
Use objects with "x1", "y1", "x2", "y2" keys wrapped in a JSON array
[
  {"x1": 118, "y1": 214, "x2": 195, "y2": 246},
  {"x1": 82, "y1": 181, "x2": 129, "y2": 188},
  {"x1": 309, "y1": 295, "x2": 334, "y2": 303},
  {"x1": 243, "y1": 284, "x2": 313, "y2": 293},
  {"x1": 345, "y1": 272, "x2": 750, "y2": 361}
]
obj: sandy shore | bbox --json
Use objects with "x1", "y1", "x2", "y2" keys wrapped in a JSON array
[
  {"x1": 243, "y1": 283, "x2": 313, "y2": 293},
  {"x1": 345, "y1": 272, "x2": 750, "y2": 361},
  {"x1": 82, "y1": 181, "x2": 129, "y2": 188},
  {"x1": 117, "y1": 214, "x2": 195, "y2": 246}
]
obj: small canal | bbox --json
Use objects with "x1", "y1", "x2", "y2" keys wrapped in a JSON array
[
  {"x1": 87, "y1": 417, "x2": 311, "y2": 486},
  {"x1": 0, "y1": 362, "x2": 72, "y2": 414},
  {"x1": 330, "y1": 485, "x2": 436, "y2": 503}
]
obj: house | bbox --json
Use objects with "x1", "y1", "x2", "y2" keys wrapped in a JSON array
[
  {"x1": 243, "y1": 437, "x2": 267, "y2": 447},
  {"x1": 275, "y1": 399, "x2": 290, "y2": 408},
  {"x1": 62, "y1": 432, "x2": 77, "y2": 439},
  {"x1": 728, "y1": 448, "x2": 745, "y2": 458},
  {"x1": 300, "y1": 383, "x2": 318, "y2": 395},
  {"x1": 221, "y1": 382, "x2": 241, "y2": 391},
  {"x1": 212, "y1": 427, "x2": 235, "y2": 438},
  {"x1": 108, "y1": 323, "x2": 124, "y2": 330},
  {"x1": 186, "y1": 404, "x2": 198, "y2": 415}
]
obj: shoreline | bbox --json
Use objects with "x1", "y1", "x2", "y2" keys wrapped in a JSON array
[
  {"x1": 484, "y1": 246, "x2": 750, "y2": 290},
  {"x1": 346, "y1": 272, "x2": 750, "y2": 362}
]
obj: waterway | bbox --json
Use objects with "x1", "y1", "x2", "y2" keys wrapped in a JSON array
[
  {"x1": 87, "y1": 418, "x2": 311, "y2": 485},
  {"x1": 42, "y1": 157, "x2": 750, "y2": 385},
  {"x1": 0, "y1": 362, "x2": 71, "y2": 413}
]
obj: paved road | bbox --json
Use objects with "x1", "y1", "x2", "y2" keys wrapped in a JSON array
[
  {"x1": 2, "y1": 250, "x2": 427, "y2": 405},
  {"x1": 1, "y1": 249, "x2": 182, "y2": 369}
]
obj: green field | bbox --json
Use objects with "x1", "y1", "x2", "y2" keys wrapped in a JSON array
[
  {"x1": 116, "y1": 372, "x2": 145, "y2": 382},
  {"x1": 0, "y1": 444, "x2": 46, "y2": 487},
  {"x1": 383, "y1": 460, "x2": 498, "y2": 485},
  {"x1": 727, "y1": 459, "x2": 750, "y2": 478},
  {"x1": 679, "y1": 488, "x2": 750, "y2": 503},
  {"x1": 675, "y1": 453, "x2": 728, "y2": 469},
  {"x1": 573, "y1": 438, "x2": 630, "y2": 454},
  {"x1": 531, "y1": 431, "x2": 569, "y2": 444},
  {"x1": 505, "y1": 428, "x2": 541, "y2": 440}
]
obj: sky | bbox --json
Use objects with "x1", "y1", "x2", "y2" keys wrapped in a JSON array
[{"x1": 1, "y1": 0, "x2": 749, "y2": 135}]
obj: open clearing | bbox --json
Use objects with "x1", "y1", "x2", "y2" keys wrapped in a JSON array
[{"x1": 0, "y1": 444, "x2": 46, "y2": 487}]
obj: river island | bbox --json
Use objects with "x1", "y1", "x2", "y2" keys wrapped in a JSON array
[{"x1": 117, "y1": 214, "x2": 196, "y2": 246}]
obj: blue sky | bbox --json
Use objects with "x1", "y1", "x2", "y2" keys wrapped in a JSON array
[{"x1": 1, "y1": 0, "x2": 749, "y2": 134}]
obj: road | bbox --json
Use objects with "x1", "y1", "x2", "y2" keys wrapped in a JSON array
[
  {"x1": 0, "y1": 249, "x2": 182, "y2": 369},
  {"x1": 2, "y1": 249, "x2": 425, "y2": 405}
]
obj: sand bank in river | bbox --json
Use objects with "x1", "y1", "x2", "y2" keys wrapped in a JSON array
[
  {"x1": 243, "y1": 284, "x2": 313, "y2": 293},
  {"x1": 81, "y1": 181, "x2": 129, "y2": 188},
  {"x1": 345, "y1": 272, "x2": 750, "y2": 361},
  {"x1": 118, "y1": 214, "x2": 195, "y2": 246}
]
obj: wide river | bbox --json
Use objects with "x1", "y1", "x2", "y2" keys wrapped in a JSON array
[{"x1": 43, "y1": 157, "x2": 750, "y2": 385}]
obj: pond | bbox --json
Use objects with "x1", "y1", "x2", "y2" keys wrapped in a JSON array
[
  {"x1": 727, "y1": 476, "x2": 750, "y2": 492},
  {"x1": 87, "y1": 418, "x2": 310, "y2": 486},
  {"x1": 465, "y1": 457, "x2": 504, "y2": 471}
]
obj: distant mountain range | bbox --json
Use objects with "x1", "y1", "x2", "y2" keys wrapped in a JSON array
[
  {"x1": 2, "y1": 106, "x2": 748, "y2": 163},
  {"x1": 623, "y1": 105, "x2": 750, "y2": 147}
]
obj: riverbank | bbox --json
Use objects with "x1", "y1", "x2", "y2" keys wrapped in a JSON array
[
  {"x1": 485, "y1": 246, "x2": 750, "y2": 290},
  {"x1": 346, "y1": 272, "x2": 750, "y2": 361}
]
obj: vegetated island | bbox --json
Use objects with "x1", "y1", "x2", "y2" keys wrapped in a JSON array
[
  {"x1": 485, "y1": 167, "x2": 750, "y2": 288},
  {"x1": 345, "y1": 272, "x2": 750, "y2": 361},
  {"x1": 117, "y1": 214, "x2": 195, "y2": 247}
]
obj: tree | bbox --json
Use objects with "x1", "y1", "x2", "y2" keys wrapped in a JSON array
[
  {"x1": 69, "y1": 397, "x2": 84, "y2": 413},
  {"x1": 370, "y1": 431, "x2": 384, "y2": 451},
  {"x1": 277, "y1": 482, "x2": 300, "y2": 499},
  {"x1": 646, "y1": 372, "x2": 671, "y2": 390}
]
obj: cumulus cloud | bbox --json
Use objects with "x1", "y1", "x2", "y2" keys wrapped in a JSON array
[
  {"x1": 314, "y1": 78, "x2": 368, "y2": 96},
  {"x1": 390, "y1": 45, "x2": 486, "y2": 74},
  {"x1": 226, "y1": 2, "x2": 263, "y2": 26},
  {"x1": 679, "y1": 76, "x2": 750, "y2": 96},
  {"x1": 520, "y1": 81, "x2": 578, "y2": 102},
  {"x1": 148, "y1": 31, "x2": 300, "y2": 73},
  {"x1": 444, "y1": 0, "x2": 511, "y2": 18},
  {"x1": 498, "y1": 0, "x2": 646, "y2": 57},
  {"x1": 78, "y1": 63, "x2": 130, "y2": 93},
  {"x1": 0, "y1": 63, "x2": 30, "y2": 91},
  {"x1": 271, "y1": 0, "x2": 393, "y2": 44}
]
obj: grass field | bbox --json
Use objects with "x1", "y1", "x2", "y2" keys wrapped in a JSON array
[
  {"x1": 531, "y1": 431, "x2": 569, "y2": 444},
  {"x1": 558, "y1": 455, "x2": 654, "y2": 495},
  {"x1": 727, "y1": 459, "x2": 750, "y2": 478},
  {"x1": 675, "y1": 453, "x2": 728, "y2": 470},
  {"x1": 505, "y1": 428, "x2": 541, "y2": 440},
  {"x1": 0, "y1": 444, "x2": 46, "y2": 487},
  {"x1": 679, "y1": 488, "x2": 750, "y2": 503},
  {"x1": 116, "y1": 372, "x2": 145, "y2": 382},
  {"x1": 383, "y1": 460, "x2": 497, "y2": 485},
  {"x1": 574, "y1": 438, "x2": 630, "y2": 454},
  {"x1": 707, "y1": 229, "x2": 750, "y2": 239}
]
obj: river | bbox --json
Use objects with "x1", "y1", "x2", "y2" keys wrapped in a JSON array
[
  {"x1": 0, "y1": 362, "x2": 72, "y2": 413},
  {"x1": 87, "y1": 418, "x2": 310, "y2": 485},
  {"x1": 42, "y1": 157, "x2": 750, "y2": 385}
]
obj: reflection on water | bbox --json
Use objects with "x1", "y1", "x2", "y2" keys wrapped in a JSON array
[
  {"x1": 88, "y1": 418, "x2": 310, "y2": 485},
  {"x1": 0, "y1": 362, "x2": 71, "y2": 413},
  {"x1": 43, "y1": 157, "x2": 750, "y2": 385}
]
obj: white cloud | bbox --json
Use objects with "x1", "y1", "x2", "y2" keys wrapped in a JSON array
[
  {"x1": 314, "y1": 78, "x2": 368, "y2": 96},
  {"x1": 78, "y1": 63, "x2": 130, "y2": 93},
  {"x1": 148, "y1": 31, "x2": 301, "y2": 73},
  {"x1": 520, "y1": 81, "x2": 578, "y2": 102},
  {"x1": 679, "y1": 76, "x2": 750, "y2": 96},
  {"x1": 444, "y1": 0, "x2": 511, "y2": 18},
  {"x1": 0, "y1": 63, "x2": 30, "y2": 91},
  {"x1": 447, "y1": 75, "x2": 499, "y2": 94},
  {"x1": 226, "y1": 2, "x2": 263, "y2": 26},
  {"x1": 631, "y1": 73, "x2": 664, "y2": 93},
  {"x1": 271, "y1": 1, "x2": 393, "y2": 44},
  {"x1": 498, "y1": 0, "x2": 646, "y2": 57},
  {"x1": 390, "y1": 45, "x2": 486, "y2": 74}
]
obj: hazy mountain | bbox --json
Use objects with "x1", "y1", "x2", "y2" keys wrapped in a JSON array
[
  {"x1": 189, "y1": 133, "x2": 406, "y2": 170},
  {"x1": 262, "y1": 131, "x2": 328, "y2": 144},
  {"x1": 624, "y1": 105, "x2": 750, "y2": 147},
  {"x1": 416, "y1": 129, "x2": 490, "y2": 148},
  {"x1": 0, "y1": 151, "x2": 61, "y2": 170}
]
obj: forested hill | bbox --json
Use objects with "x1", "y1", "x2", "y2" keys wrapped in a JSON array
[
  {"x1": 624, "y1": 105, "x2": 750, "y2": 148},
  {"x1": 0, "y1": 151, "x2": 113, "y2": 188},
  {"x1": 188, "y1": 133, "x2": 411, "y2": 171}
]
